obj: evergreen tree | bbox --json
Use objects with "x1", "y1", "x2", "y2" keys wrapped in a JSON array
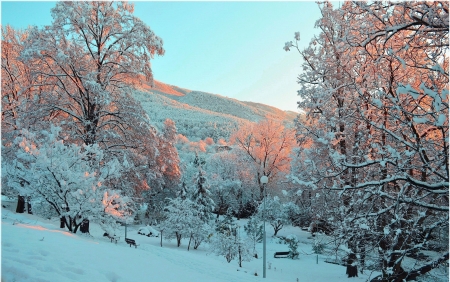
[
  {"x1": 178, "y1": 181, "x2": 188, "y2": 200},
  {"x1": 192, "y1": 165, "x2": 214, "y2": 222},
  {"x1": 285, "y1": 234, "x2": 299, "y2": 259},
  {"x1": 215, "y1": 209, "x2": 237, "y2": 236}
]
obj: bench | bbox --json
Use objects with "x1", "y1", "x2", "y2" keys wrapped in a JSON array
[
  {"x1": 125, "y1": 238, "x2": 139, "y2": 248},
  {"x1": 274, "y1": 251, "x2": 290, "y2": 258}
]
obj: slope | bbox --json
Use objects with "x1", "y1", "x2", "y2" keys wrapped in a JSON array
[
  {"x1": 132, "y1": 80, "x2": 299, "y2": 141},
  {"x1": 1, "y1": 198, "x2": 380, "y2": 282}
]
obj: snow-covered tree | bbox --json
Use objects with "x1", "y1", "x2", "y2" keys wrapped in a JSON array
[
  {"x1": 1, "y1": 25, "x2": 46, "y2": 199},
  {"x1": 214, "y1": 210, "x2": 237, "y2": 236},
  {"x1": 159, "y1": 197, "x2": 192, "y2": 247},
  {"x1": 210, "y1": 210, "x2": 252, "y2": 266},
  {"x1": 207, "y1": 150, "x2": 257, "y2": 218},
  {"x1": 159, "y1": 197, "x2": 210, "y2": 249},
  {"x1": 282, "y1": 201, "x2": 302, "y2": 227},
  {"x1": 236, "y1": 236, "x2": 253, "y2": 268},
  {"x1": 230, "y1": 118, "x2": 295, "y2": 199},
  {"x1": 210, "y1": 231, "x2": 237, "y2": 264},
  {"x1": 256, "y1": 196, "x2": 290, "y2": 236},
  {"x1": 156, "y1": 119, "x2": 181, "y2": 188},
  {"x1": 311, "y1": 234, "x2": 325, "y2": 255},
  {"x1": 285, "y1": 234, "x2": 299, "y2": 259},
  {"x1": 244, "y1": 216, "x2": 263, "y2": 255},
  {"x1": 15, "y1": 2, "x2": 169, "y2": 206},
  {"x1": 143, "y1": 118, "x2": 181, "y2": 224},
  {"x1": 1, "y1": 26, "x2": 34, "y2": 139},
  {"x1": 192, "y1": 165, "x2": 215, "y2": 222},
  {"x1": 287, "y1": 1, "x2": 449, "y2": 280},
  {"x1": 21, "y1": 1, "x2": 164, "y2": 148},
  {"x1": 5, "y1": 126, "x2": 133, "y2": 233},
  {"x1": 188, "y1": 222, "x2": 212, "y2": 251},
  {"x1": 178, "y1": 181, "x2": 189, "y2": 200}
]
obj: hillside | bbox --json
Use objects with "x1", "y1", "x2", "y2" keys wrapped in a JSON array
[
  {"x1": 132, "y1": 80, "x2": 298, "y2": 141},
  {"x1": 1, "y1": 198, "x2": 381, "y2": 282}
]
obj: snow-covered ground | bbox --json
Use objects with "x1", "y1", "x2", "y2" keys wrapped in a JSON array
[{"x1": 2, "y1": 198, "x2": 381, "y2": 282}]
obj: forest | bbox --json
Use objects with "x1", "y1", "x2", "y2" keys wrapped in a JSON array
[{"x1": 1, "y1": 2, "x2": 448, "y2": 282}]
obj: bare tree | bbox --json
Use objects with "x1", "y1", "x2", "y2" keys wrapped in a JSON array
[{"x1": 231, "y1": 118, "x2": 295, "y2": 199}]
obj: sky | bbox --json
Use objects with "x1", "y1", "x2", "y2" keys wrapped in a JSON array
[{"x1": 1, "y1": 1, "x2": 324, "y2": 112}]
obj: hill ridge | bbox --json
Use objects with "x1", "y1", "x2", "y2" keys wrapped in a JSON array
[{"x1": 132, "y1": 80, "x2": 297, "y2": 141}]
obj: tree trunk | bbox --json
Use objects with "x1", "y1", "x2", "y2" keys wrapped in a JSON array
[
  {"x1": 193, "y1": 238, "x2": 201, "y2": 250},
  {"x1": 176, "y1": 232, "x2": 182, "y2": 247},
  {"x1": 16, "y1": 195, "x2": 25, "y2": 213},
  {"x1": 26, "y1": 196, "x2": 32, "y2": 214},
  {"x1": 346, "y1": 253, "x2": 358, "y2": 278},
  {"x1": 238, "y1": 245, "x2": 243, "y2": 267},
  {"x1": 60, "y1": 217, "x2": 65, "y2": 228},
  {"x1": 187, "y1": 234, "x2": 192, "y2": 251},
  {"x1": 273, "y1": 223, "x2": 282, "y2": 236},
  {"x1": 80, "y1": 219, "x2": 90, "y2": 234},
  {"x1": 359, "y1": 242, "x2": 366, "y2": 274}
]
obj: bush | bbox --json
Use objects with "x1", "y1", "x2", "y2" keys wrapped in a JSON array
[
  {"x1": 285, "y1": 234, "x2": 299, "y2": 259},
  {"x1": 312, "y1": 237, "x2": 325, "y2": 254}
]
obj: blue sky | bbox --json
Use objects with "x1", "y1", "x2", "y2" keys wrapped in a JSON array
[{"x1": 1, "y1": 1, "x2": 323, "y2": 112}]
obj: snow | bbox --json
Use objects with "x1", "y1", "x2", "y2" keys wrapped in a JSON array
[
  {"x1": 1, "y1": 202, "x2": 378, "y2": 282},
  {"x1": 132, "y1": 84, "x2": 295, "y2": 142},
  {"x1": 137, "y1": 226, "x2": 159, "y2": 237}
]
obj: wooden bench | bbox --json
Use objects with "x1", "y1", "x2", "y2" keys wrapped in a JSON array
[
  {"x1": 125, "y1": 238, "x2": 139, "y2": 248},
  {"x1": 274, "y1": 251, "x2": 290, "y2": 258}
]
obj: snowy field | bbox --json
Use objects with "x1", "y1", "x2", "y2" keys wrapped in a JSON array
[{"x1": 1, "y1": 198, "x2": 382, "y2": 282}]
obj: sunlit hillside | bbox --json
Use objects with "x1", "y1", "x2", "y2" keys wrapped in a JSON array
[{"x1": 132, "y1": 80, "x2": 299, "y2": 141}]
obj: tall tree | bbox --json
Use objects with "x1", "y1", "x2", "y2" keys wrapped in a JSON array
[
  {"x1": 12, "y1": 1, "x2": 169, "y2": 233},
  {"x1": 230, "y1": 118, "x2": 295, "y2": 199},
  {"x1": 286, "y1": 2, "x2": 448, "y2": 281},
  {"x1": 192, "y1": 164, "x2": 215, "y2": 222},
  {"x1": 21, "y1": 1, "x2": 164, "y2": 151}
]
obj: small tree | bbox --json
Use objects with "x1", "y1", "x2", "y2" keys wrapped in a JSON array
[
  {"x1": 191, "y1": 222, "x2": 211, "y2": 250},
  {"x1": 256, "y1": 196, "x2": 290, "y2": 236},
  {"x1": 210, "y1": 212, "x2": 252, "y2": 267},
  {"x1": 236, "y1": 236, "x2": 253, "y2": 267},
  {"x1": 160, "y1": 197, "x2": 196, "y2": 247},
  {"x1": 244, "y1": 216, "x2": 263, "y2": 256},
  {"x1": 192, "y1": 165, "x2": 214, "y2": 222},
  {"x1": 211, "y1": 232, "x2": 236, "y2": 263},
  {"x1": 211, "y1": 210, "x2": 238, "y2": 262},
  {"x1": 286, "y1": 234, "x2": 300, "y2": 259},
  {"x1": 312, "y1": 234, "x2": 325, "y2": 255},
  {"x1": 160, "y1": 196, "x2": 209, "y2": 250}
]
